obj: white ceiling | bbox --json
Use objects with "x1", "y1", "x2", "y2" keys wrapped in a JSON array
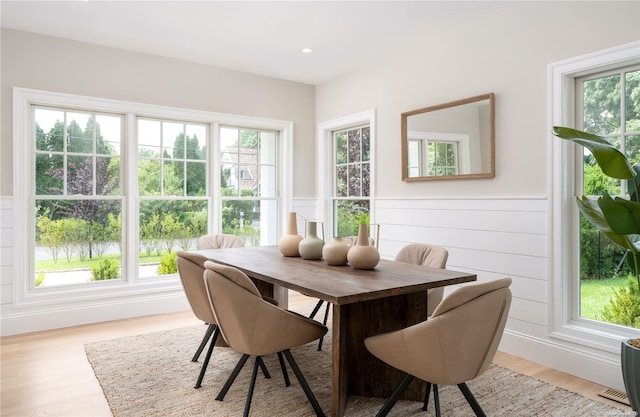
[{"x1": 0, "y1": 1, "x2": 509, "y2": 85}]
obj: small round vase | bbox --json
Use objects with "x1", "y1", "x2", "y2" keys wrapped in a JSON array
[
  {"x1": 279, "y1": 212, "x2": 303, "y2": 257},
  {"x1": 299, "y1": 221, "x2": 324, "y2": 260},
  {"x1": 347, "y1": 224, "x2": 380, "y2": 270},
  {"x1": 323, "y1": 237, "x2": 350, "y2": 266}
]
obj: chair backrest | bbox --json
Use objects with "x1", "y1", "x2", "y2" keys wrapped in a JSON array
[
  {"x1": 395, "y1": 243, "x2": 449, "y2": 315},
  {"x1": 203, "y1": 261, "x2": 327, "y2": 356},
  {"x1": 341, "y1": 235, "x2": 375, "y2": 247},
  {"x1": 197, "y1": 234, "x2": 244, "y2": 250},
  {"x1": 431, "y1": 277, "x2": 512, "y2": 382},
  {"x1": 176, "y1": 251, "x2": 217, "y2": 324},
  {"x1": 395, "y1": 243, "x2": 448, "y2": 268}
]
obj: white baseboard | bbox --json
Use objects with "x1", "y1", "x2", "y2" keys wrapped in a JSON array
[{"x1": 500, "y1": 330, "x2": 625, "y2": 392}]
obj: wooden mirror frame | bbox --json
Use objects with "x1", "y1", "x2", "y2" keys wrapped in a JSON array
[{"x1": 401, "y1": 93, "x2": 495, "y2": 181}]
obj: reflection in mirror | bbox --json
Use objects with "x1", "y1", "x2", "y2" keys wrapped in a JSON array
[{"x1": 402, "y1": 93, "x2": 494, "y2": 181}]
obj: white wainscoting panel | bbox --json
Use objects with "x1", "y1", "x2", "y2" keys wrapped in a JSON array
[{"x1": 0, "y1": 197, "x2": 13, "y2": 306}]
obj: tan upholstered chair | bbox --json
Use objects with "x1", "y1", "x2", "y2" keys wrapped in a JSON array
[
  {"x1": 197, "y1": 233, "x2": 244, "y2": 250},
  {"x1": 176, "y1": 251, "x2": 228, "y2": 389},
  {"x1": 365, "y1": 278, "x2": 512, "y2": 417},
  {"x1": 395, "y1": 243, "x2": 449, "y2": 316},
  {"x1": 204, "y1": 260, "x2": 328, "y2": 417},
  {"x1": 177, "y1": 250, "x2": 278, "y2": 389}
]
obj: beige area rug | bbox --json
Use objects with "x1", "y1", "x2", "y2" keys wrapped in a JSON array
[{"x1": 86, "y1": 312, "x2": 626, "y2": 416}]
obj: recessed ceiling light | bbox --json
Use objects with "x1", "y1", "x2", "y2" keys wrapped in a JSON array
[{"x1": 301, "y1": 48, "x2": 313, "y2": 54}]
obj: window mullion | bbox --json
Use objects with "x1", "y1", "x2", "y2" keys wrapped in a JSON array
[{"x1": 126, "y1": 112, "x2": 138, "y2": 283}]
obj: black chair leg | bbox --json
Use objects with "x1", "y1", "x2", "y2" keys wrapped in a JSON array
[
  {"x1": 310, "y1": 300, "x2": 330, "y2": 351},
  {"x1": 242, "y1": 356, "x2": 262, "y2": 417},
  {"x1": 216, "y1": 353, "x2": 250, "y2": 400},
  {"x1": 375, "y1": 373, "x2": 415, "y2": 417},
  {"x1": 192, "y1": 323, "x2": 216, "y2": 362},
  {"x1": 317, "y1": 303, "x2": 330, "y2": 351},
  {"x1": 309, "y1": 300, "x2": 329, "y2": 351},
  {"x1": 309, "y1": 299, "x2": 324, "y2": 319},
  {"x1": 194, "y1": 325, "x2": 220, "y2": 389},
  {"x1": 257, "y1": 356, "x2": 271, "y2": 379},
  {"x1": 458, "y1": 383, "x2": 486, "y2": 417},
  {"x1": 433, "y1": 384, "x2": 441, "y2": 417},
  {"x1": 277, "y1": 351, "x2": 291, "y2": 387},
  {"x1": 422, "y1": 382, "x2": 432, "y2": 411},
  {"x1": 282, "y1": 349, "x2": 326, "y2": 417}
]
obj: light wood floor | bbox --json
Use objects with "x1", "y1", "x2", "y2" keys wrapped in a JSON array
[{"x1": 1, "y1": 292, "x2": 631, "y2": 417}]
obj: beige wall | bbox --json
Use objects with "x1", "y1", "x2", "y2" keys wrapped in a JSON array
[
  {"x1": 316, "y1": 1, "x2": 640, "y2": 198},
  {"x1": 0, "y1": 28, "x2": 316, "y2": 197}
]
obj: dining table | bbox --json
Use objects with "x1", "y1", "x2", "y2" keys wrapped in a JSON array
[{"x1": 198, "y1": 245, "x2": 476, "y2": 417}]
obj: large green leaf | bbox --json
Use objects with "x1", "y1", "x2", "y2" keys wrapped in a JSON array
[
  {"x1": 576, "y1": 196, "x2": 637, "y2": 251},
  {"x1": 598, "y1": 193, "x2": 640, "y2": 236},
  {"x1": 553, "y1": 126, "x2": 635, "y2": 179}
]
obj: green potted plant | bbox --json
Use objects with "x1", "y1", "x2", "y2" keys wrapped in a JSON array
[{"x1": 553, "y1": 126, "x2": 639, "y2": 412}]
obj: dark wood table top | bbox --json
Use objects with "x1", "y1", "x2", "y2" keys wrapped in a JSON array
[{"x1": 198, "y1": 245, "x2": 476, "y2": 305}]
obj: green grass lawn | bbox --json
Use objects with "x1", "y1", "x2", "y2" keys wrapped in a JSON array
[
  {"x1": 580, "y1": 276, "x2": 629, "y2": 320},
  {"x1": 35, "y1": 253, "x2": 163, "y2": 271}
]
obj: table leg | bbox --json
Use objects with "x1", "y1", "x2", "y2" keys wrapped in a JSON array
[
  {"x1": 331, "y1": 304, "x2": 348, "y2": 417},
  {"x1": 330, "y1": 291, "x2": 429, "y2": 416}
]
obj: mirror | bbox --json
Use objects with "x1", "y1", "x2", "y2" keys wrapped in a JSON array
[{"x1": 401, "y1": 93, "x2": 494, "y2": 181}]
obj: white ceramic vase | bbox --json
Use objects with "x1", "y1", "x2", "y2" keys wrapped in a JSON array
[
  {"x1": 347, "y1": 224, "x2": 380, "y2": 270},
  {"x1": 299, "y1": 221, "x2": 324, "y2": 260},
  {"x1": 279, "y1": 212, "x2": 303, "y2": 257},
  {"x1": 322, "y1": 237, "x2": 350, "y2": 266}
]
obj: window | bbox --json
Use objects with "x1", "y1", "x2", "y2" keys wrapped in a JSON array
[
  {"x1": 428, "y1": 140, "x2": 459, "y2": 176},
  {"x1": 549, "y1": 41, "x2": 640, "y2": 348},
  {"x1": 317, "y1": 111, "x2": 375, "y2": 239},
  {"x1": 34, "y1": 107, "x2": 124, "y2": 287},
  {"x1": 332, "y1": 124, "x2": 371, "y2": 237},
  {"x1": 14, "y1": 88, "x2": 292, "y2": 303},
  {"x1": 137, "y1": 118, "x2": 208, "y2": 278},
  {"x1": 219, "y1": 126, "x2": 279, "y2": 247},
  {"x1": 576, "y1": 66, "x2": 640, "y2": 324},
  {"x1": 406, "y1": 131, "x2": 469, "y2": 177}
]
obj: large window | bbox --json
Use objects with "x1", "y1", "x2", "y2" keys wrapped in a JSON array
[
  {"x1": 549, "y1": 42, "x2": 640, "y2": 348},
  {"x1": 15, "y1": 89, "x2": 290, "y2": 301},
  {"x1": 576, "y1": 66, "x2": 640, "y2": 326},
  {"x1": 332, "y1": 124, "x2": 371, "y2": 237}
]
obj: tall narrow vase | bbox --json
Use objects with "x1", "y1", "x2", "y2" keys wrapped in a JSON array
[
  {"x1": 347, "y1": 224, "x2": 380, "y2": 269},
  {"x1": 299, "y1": 221, "x2": 324, "y2": 260},
  {"x1": 279, "y1": 212, "x2": 304, "y2": 257}
]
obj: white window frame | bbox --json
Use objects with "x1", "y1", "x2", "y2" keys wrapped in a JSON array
[
  {"x1": 548, "y1": 41, "x2": 640, "y2": 353},
  {"x1": 317, "y1": 110, "x2": 376, "y2": 234},
  {"x1": 407, "y1": 131, "x2": 470, "y2": 176},
  {"x1": 13, "y1": 88, "x2": 293, "y2": 306}
]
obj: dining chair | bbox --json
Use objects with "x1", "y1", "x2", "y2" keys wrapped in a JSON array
[
  {"x1": 177, "y1": 250, "x2": 279, "y2": 389},
  {"x1": 176, "y1": 250, "x2": 227, "y2": 389},
  {"x1": 364, "y1": 277, "x2": 512, "y2": 417},
  {"x1": 198, "y1": 233, "x2": 245, "y2": 250},
  {"x1": 308, "y1": 234, "x2": 377, "y2": 351},
  {"x1": 394, "y1": 243, "x2": 449, "y2": 316},
  {"x1": 204, "y1": 260, "x2": 328, "y2": 417}
]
